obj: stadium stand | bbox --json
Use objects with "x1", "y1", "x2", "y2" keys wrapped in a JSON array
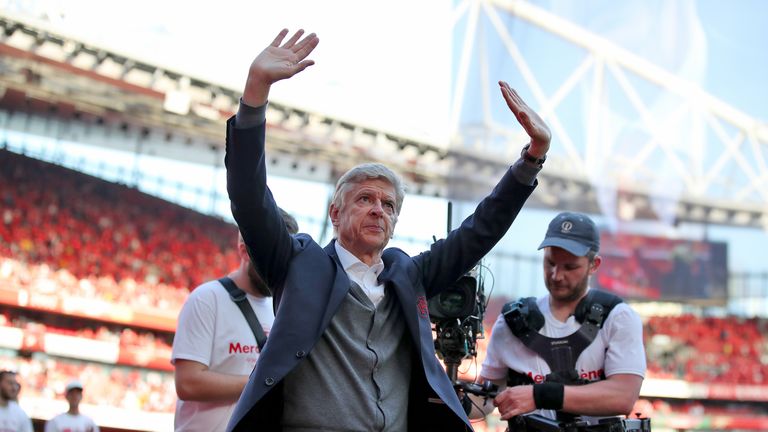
[
  {"x1": 0, "y1": 352, "x2": 175, "y2": 413},
  {"x1": 3, "y1": 148, "x2": 768, "y2": 430},
  {"x1": 1, "y1": 148, "x2": 243, "y2": 429},
  {"x1": 1, "y1": 146, "x2": 240, "y2": 322},
  {"x1": 645, "y1": 314, "x2": 768, "y2": 385},
  {"x1": 0, "y1": 148, "x2": 239, "y2": 294}
]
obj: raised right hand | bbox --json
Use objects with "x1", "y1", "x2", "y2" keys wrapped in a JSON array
[
  {"x1": 243, "y1": 29, "x2": 320, "y2": 106},
  {"x1": 498, "y1": 81, "x2": 551, "y2": 159}
]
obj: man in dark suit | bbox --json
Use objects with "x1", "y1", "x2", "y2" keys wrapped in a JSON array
[{"x1": 225, "y1": 29, "x2": 551, "y2": 431}]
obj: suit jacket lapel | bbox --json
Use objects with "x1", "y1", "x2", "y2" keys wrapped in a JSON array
[
  {"x1": 321, "y1": 240, "x2": 353, "y2": 327},
  {"x1": 379, "y1": 254, "x2": 425, "y2": 352}
]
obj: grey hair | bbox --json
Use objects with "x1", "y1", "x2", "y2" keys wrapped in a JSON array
[{"x1": 331, "y1": 163, "x2": 405, "y2": 230}]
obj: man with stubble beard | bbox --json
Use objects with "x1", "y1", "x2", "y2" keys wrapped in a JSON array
[
  {"x1": 171, "y1": 208, "x2": 298, "y2": 432},
  {"x1": 471, "y1": 212, "x2": 646, "y2": 428}
]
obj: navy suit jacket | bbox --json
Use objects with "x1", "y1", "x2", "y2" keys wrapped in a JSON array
[{"x1": 224, "y1": 116, "x2": 536, "y2": 431}]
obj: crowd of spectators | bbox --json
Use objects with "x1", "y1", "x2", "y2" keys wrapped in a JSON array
[
  {"x1": 0, "y1": 307, "x2": 173, "y2": 370},
  {"x1": 0, "y1": 352, "x2": 175, "y2": 413},
  {"x1": 1, "y1": 256, "x2": 189, "y2": 314},
  {"x1": 0, "y1": 148, "x2": 239, "y2": 294},
  {"x1": 644, "y1": 314, "x2": 768, "y2": 385}
]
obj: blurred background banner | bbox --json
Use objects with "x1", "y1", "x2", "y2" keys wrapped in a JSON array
[{"x1": 595, "y1": 232, "x2": 728, "y2": 303}]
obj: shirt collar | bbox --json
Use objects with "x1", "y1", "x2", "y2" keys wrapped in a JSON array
[{"x1": 334, "y1": 240, "x2": 384, "y2": 274}]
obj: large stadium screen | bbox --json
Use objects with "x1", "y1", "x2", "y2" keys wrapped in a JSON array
[{"x1": 593, "y1": 232, "x2": 728, "y2": 302}]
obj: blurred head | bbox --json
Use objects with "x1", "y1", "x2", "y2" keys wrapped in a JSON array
[
  {"x1": 538, "y1": 212, "x2": 601, "y2": 304},
  {"x1": 329, "y1": 164, "x2": 404, "y2": 260},
  {"x1": 237, "y1": 207, "x2": 299, "y2": 296},
  {"x1": 278, "y1": 207, "x2": 299, "y2": 235},
  {"x1": 0, "y1": 370, "x2": 19, "y2": 403},
  {"x1": 65, "y1": 380, "x2": 83, "y2": 410}
]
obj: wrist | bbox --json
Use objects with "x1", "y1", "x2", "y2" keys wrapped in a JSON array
[
  {"x1": 242, "y1": 75, "x2": 271, "y2": 107},
  {"x1": 533, "y1": 382, "x2": 564, "y2": 410},
  {"x1": 521, "y1": 143, "x2": 547, "y2": 166}
]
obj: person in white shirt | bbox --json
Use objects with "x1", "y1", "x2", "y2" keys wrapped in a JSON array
[
  {"x1": 471, "y1": 212, "x2": 646, "y2": 426},
  {"x1": 0, "y1": 370, "x2": 33, "y2": 432},
  {"x1": 45, "y1": 380, "x2": 99, "y2": 432},
  {"x1": 171, "y1": 209, "x2": 298, "y2": 432}
]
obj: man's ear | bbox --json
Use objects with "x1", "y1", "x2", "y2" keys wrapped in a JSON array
[
  {"x1": 589, "y1": 255, "x2": 602, "y2": 274},
  {"x1": 237, "y1": 240, "x2": 248, "y2": 258},
  {"x1": 329, "y1": 203, "x2": 339, "y2": 227}
]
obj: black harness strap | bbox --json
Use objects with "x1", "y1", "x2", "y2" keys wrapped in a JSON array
[
  {"x1": 219, "y1": 276, "x2": 268, "y2": 350},
  {"x1": 502, "y1": 290, "x2": 623, "y2": 384}
]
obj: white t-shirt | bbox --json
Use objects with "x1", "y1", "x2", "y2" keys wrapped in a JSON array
[
  {"x1": 481, "y1": 293, "x2": 646, "y2": 421},
  {"x1": 171, "y1": 279, "x2": 275, "y2": 432},
  {"x1": 44, "y1": 412, "x2": 100, "y2": 432},
  {"x1": 0, "y1": 402, "x2": 33, "y2": 432}
]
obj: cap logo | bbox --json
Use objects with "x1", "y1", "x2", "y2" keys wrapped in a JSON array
[{"x1": 560, "y1": 221, "x2": 573, "y2": 233}]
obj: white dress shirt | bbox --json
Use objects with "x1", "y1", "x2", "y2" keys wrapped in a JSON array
[{"x1": 334, "y1": 242, "x2": 385, "y2": 306}]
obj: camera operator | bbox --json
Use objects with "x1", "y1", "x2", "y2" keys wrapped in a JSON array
[{"x1": 469, "y1": 212, "x2": 646, "y2": 427}]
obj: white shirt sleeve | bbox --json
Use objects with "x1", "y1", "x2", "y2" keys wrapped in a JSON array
[
  {"x1": 171, "y1": 283, "x2": 217, "y2": 366},
  {"x1": 481, "y1": 313, "x2": 523, "y2": 381},
  {"x1": 44, "y1": 418, "x2": 55, "y2": 432},
  {"x1": 20, "y1": 407, "x2": 33, "y2": 432},
  {"x1": 602, "y1": 303, "x2": 647, "y2": 378}
]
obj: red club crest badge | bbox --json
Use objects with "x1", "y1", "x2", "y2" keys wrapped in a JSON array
[{"x1": 416, "y1": 295, "x2": 429, "y2": 318}]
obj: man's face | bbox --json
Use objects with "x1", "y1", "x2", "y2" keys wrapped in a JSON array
[
  {"x1": 66, "y1": 388, "x2": 83, "y2": 408},
  {"x1": 543, "y1": 247, "x2": 600, "y2": 304},
  {"x1": 330, "y1": 178, "x2": 398, "y2": 260},
  {"x1": 0, "y1": 373, "x2": 18, "y2": 401}
]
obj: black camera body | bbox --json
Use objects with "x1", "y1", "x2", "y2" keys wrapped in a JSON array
[
  {"x1": 429, "y1": 266, "x2": 485, "y2": 380},
  {"x1": 428, "y1": 271, "x2": 481, "y2": 322}
]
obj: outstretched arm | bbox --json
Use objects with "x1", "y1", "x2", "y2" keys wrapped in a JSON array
[
  {"x1": 419, "y1": 85, "x2": 550, "y2": 295},
  {"x1": 243, "y1": 28, "x2": 320, "y2": 107},
  {"x1": 227, "y1": 29, "x2": 318, "y2": 291}
]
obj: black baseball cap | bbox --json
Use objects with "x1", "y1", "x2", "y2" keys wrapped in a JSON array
[{"x1": 538, "y1": 211, "x2": 600, "y2": 256}]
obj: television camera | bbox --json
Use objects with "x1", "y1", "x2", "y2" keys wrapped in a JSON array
[{"x1": 429, "y1": 265, "x2": 485, "y2": 382}]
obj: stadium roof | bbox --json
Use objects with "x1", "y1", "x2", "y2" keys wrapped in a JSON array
[{"x1": 2, "y1": 6, "x2": 768, "y2": 229}]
